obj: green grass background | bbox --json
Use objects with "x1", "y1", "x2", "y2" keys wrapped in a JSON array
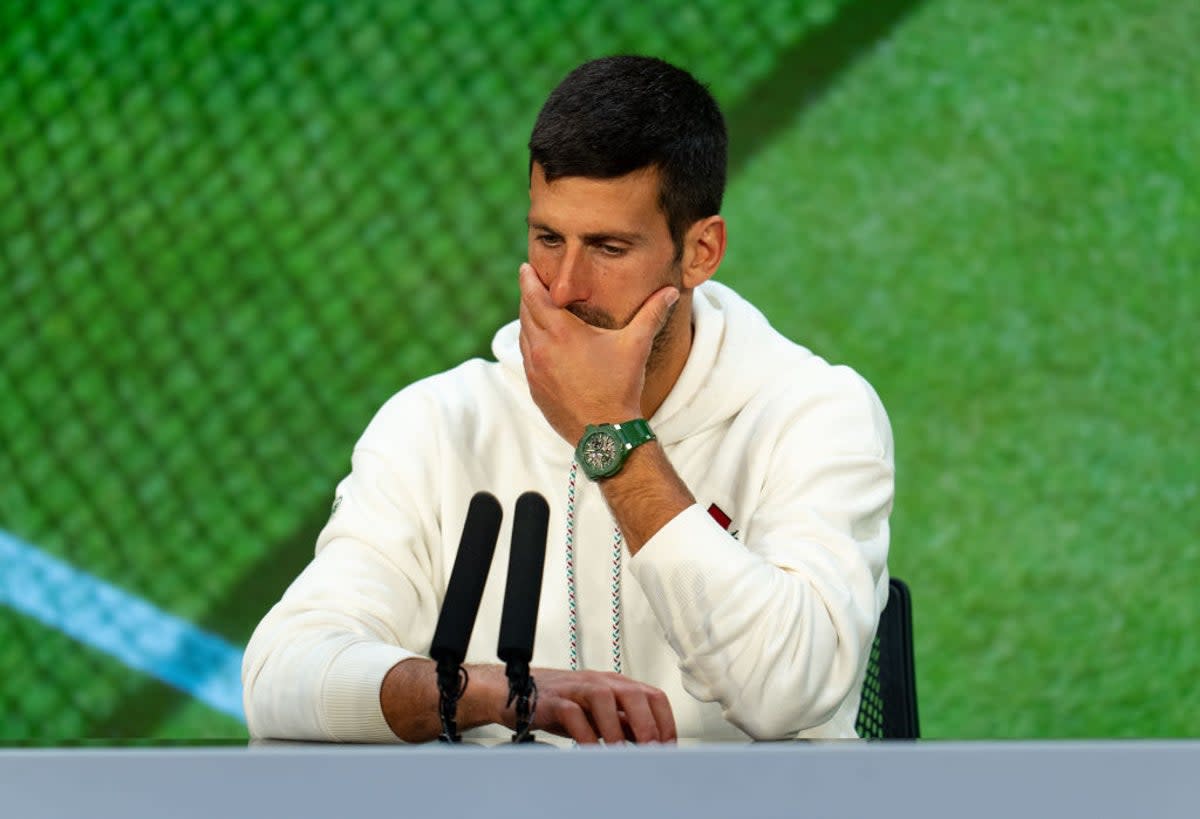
[{"x1": 1, "y1": 0, "x2": 1196, "y2": 740}]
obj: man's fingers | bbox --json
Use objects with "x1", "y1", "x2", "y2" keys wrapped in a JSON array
[
  {"x1": 531, "y1": 669, "x2": 676, "y2": 746},
  {"x1": 518, "y1": 263, "x2": 553, "y2": 330},
  {"x1": 585, "y1": 688, "x2": 628, "y2": 745},
  {"x1": 555, "y1": 700, "x2": 600, "y2": 745},
  {"x1": 646, "y1": 688, "x2": 677, "y2": 743},
  {"x1": 518, "y1": 320, "x2": 534, "y2": 370},
  {"x1": 518, "y1": 299, "x2": 540, "y2": 348},
  {"x1": 615, "y1": 692, "x2": 661, "y2": 744}
]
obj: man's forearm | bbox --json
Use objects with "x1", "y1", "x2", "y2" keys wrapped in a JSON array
[
  {"x1": 598, "y1": 441, "x2": 695, "y2": 555},
  {"x1": 379, "y1": 657, "x2": 509, "y2": 742}
]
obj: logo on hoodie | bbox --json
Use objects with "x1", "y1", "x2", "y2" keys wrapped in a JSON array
[{"x1": 707, "y1": 503, "x2": 739, "y2": 539}]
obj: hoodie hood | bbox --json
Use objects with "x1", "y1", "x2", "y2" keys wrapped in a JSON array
[{"x1": 491, "y1": 280, "x2": 814, "y2": 446}]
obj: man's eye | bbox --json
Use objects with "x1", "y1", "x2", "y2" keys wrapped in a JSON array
[
  {"x1": 537, "y1": 234, "x2": 562, "y2": 247},
  {"x1": 599, "y1": 244, "x2": 626, "y2": 257}
]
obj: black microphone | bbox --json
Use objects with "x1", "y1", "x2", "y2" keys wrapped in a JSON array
[
  {"x1": 496, "y1": 491, "x2": 550, "y2": 742},
  {"x1": 429, "y1": 491, "x2": 503, "y2": 742}
]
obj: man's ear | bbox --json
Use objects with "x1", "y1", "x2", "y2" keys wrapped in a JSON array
[{"x1": 680, "y1": 215, "x2": 727, "y2": 289}]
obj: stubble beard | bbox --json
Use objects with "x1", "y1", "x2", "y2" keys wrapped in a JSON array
[{"x1": 645, "y1": 299, "x2": 679, "y2": 375}]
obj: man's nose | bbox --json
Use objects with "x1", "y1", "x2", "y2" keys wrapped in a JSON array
[{"x1": 548, "y1": 245, "x2": 590, "y2": 308}]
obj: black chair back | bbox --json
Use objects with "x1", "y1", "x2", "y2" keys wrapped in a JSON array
[{"x1": 855, "y1": 577, "x2": 920, "y2": 739}]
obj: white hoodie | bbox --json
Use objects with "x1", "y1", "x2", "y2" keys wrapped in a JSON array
[{"x1": 242, "y1": 280, "x2": 893, "y2": 742}]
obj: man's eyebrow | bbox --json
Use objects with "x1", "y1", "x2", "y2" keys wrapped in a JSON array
[
  {"x1": 526, "y1": 219, "x2": 643, "y2": 244},
  {"x1": 582, "y1": 230, "x2": 643, "y2": 245},
  {"x1": 526, "y1": 218, "x2": 556, "y2": 233}
]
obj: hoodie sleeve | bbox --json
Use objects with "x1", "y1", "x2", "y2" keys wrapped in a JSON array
[
  {"x1": 241, "y1": 391, "x2": 445, "y2": 742},
  {"x1": 628, "y1": 367, "x2": 893, "y2": 739}
]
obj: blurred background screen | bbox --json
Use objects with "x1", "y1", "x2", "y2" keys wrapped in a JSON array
[{"x1": 1, "y1": 0, "x2": 1196, "y2": 742}]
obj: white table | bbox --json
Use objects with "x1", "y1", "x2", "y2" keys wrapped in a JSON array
[{"x1": 2, "y1": 740, "x2": 1197, "y2": 818}]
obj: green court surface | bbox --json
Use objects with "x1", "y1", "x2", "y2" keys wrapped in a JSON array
[{"x1": 1, "y1": 0, "x2": 1196, "y2": 740}]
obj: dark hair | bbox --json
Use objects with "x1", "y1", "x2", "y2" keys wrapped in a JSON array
[{"x1": 529, "y1": 56, "x2": 727, "y2": 258}]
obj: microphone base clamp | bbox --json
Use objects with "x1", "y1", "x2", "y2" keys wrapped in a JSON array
[{"x1": 504, "y1": 658, "x2": 538, "y2": 744}]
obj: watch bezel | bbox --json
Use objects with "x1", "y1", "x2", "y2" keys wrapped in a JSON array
[{"x1": 578, "y1": 427, "x2": 624, "y2": 479}]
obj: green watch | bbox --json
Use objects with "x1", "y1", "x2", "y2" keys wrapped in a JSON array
[{"x1": 574, "y1": 419, "x2": 656, "y2": 480}]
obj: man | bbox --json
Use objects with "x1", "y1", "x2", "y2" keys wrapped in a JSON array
[{"x1": 242, "y1": 56, "x2": 893, "y2": 744}]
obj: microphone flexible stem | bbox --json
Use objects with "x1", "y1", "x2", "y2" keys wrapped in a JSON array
[
  {"x1": 436, "y1": 661, "x2": 469, "y2": 743},
  {"x1": 505, "y1": 660, "x2": 537, "y2": 743}
]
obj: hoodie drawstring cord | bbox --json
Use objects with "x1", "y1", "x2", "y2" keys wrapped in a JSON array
[{"x1": 565, "y1": 460, "x2": 624, "y2": 674}]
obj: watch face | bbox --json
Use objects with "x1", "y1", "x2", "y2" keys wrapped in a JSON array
[{"x1": 582, "y1": 431, "x2": 620, "y2": 471}]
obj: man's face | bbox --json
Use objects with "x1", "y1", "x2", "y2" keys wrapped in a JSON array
[{"x1": 527, "y1": 162, "x2": 682, "y2": 335}]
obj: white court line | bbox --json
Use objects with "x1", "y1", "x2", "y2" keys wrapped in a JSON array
[{"x1": 0, "y1": 528, "x2": 245, "y2": 722}]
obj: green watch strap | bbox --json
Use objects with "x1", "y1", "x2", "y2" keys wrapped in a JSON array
[{"x1": 613, "y1": 418, "x2": 655, "y2": 448}]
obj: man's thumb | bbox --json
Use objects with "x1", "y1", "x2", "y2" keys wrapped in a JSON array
[{"x1": 632, "y1": 286, "x2": 680, "y2": 338}]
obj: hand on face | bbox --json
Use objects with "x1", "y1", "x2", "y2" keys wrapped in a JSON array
[
  {"x1": 518, "y1": 262, "x2": 679, "y2": 444},
  {"x1": 504, "y1": 667, "x2": 677, "y2": 745}
]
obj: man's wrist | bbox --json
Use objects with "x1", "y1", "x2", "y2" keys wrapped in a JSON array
[
  {"x1": 595, "y1": 441, "x2": 695, "y2": 555},
  {"x1": 381, "y1": 659, "x2": 511, "y2": 742},
  {"x1": 463, "y1": 663, "x2": 512, "y2": 729}
]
